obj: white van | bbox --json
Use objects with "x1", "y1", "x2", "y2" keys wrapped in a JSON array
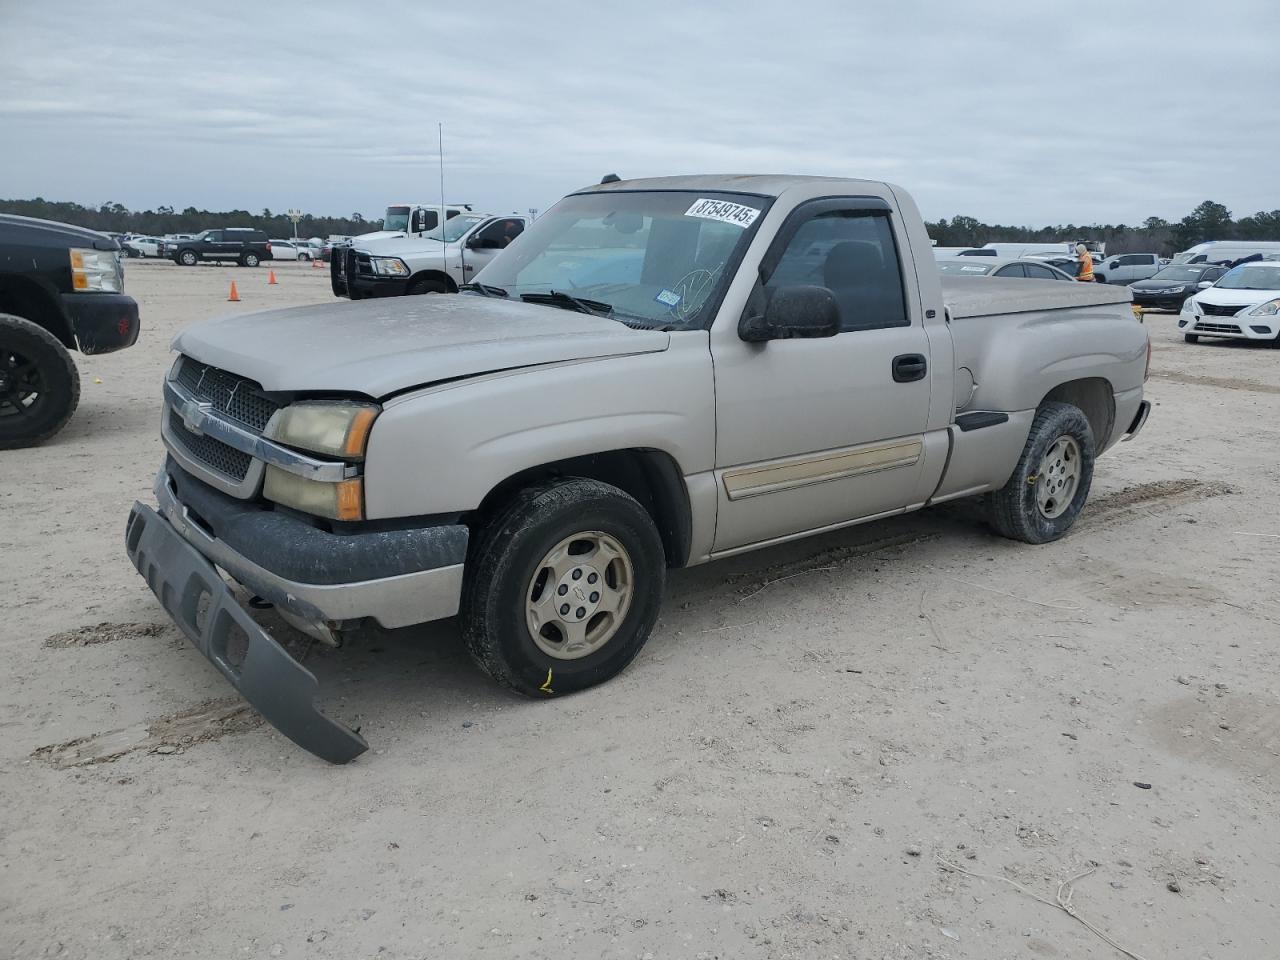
[{"x1": 1172, "y1": 241, "x2": 1280, "y2": 265}]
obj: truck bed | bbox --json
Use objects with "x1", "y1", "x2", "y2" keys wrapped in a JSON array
[{"x1": 942, "y1": 276, "x2": 1133, "y2": 319}]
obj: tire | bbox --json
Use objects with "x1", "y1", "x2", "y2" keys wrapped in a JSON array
[
  {"x1": 178, "y1": 249, "x2": 199, "y2": 266},
  {"x1": 987, "y1": 401, "x2": 1095, "y2": 544},
  {"x1": 1184, "y1": 333, "x2": 1199, "y2": 343},
  {"x1": 242, "y1": 252, "x2": 261, "y2": 268},
  {"x1": 407, "y1": 277, "x2": 448, "y2": 296},
  {"x1": 460, "y1": 479, "x2": 666, "y2": 698},
  {"x1": 299, "y1": 253, "x2": 311, "y2": 262},
  {"x1": 0, "y1": 313, "x2": 81, "y2": 450},
  {"x1": 1094, "y1": 273, "x2": 1107, "y2": 284}
]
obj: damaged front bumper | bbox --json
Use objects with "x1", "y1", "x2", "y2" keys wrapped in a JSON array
[
  {"x1": 124, "y1": 460, "x2": 471, "y2": 763},
  {"x1": 125, "y1": 501, "x2": 369, "y2": 763}
]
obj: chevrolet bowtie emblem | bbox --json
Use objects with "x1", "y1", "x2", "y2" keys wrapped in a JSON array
[{"x1": 180, "y1": 399, "x2": 213, "y2": 436}]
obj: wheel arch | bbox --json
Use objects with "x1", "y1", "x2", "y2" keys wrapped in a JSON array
[
  {"x1": 472, "y1": 448, "x2": 693, "y2": 568},
  {"x1": 1040, "y1": 377, "x2": 1114, "y2": 448},
  {"x1": 407, "y1": 269, "x2": 458, "y2": 293},
  {"x1": 0, "y1": 276, "x2": 74, "y2": 348}
]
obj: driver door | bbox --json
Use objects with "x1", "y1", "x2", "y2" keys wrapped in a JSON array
[
  {"x1": 710, "y1": 199, "x2": 934, "y2": 552},
  {"x1": 462, "y1": 217, "x2": 526, "y2": 282}
]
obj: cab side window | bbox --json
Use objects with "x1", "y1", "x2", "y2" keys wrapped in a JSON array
[
  {"x1": 763, "y1": 210, "x2": 908, "y2": 332},
  {"x1": 474, "y1": 218, "x2": 526, "y2": 249}
]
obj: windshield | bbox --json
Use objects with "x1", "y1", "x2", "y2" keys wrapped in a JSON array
[
  {"x1": 424, "y1": 214, "x2": 486, "y2": 243},
  {"x1": 1215, "y1": 264, "x2": 1280, "y2": 291},
  {"x1": 470, "y1": 190, "x2": 769, "y2": 329},
  {"x1": 382, "y1": 206, "x2": 411, "y2": 232},
  {"x1": 938, "y1": 260, "x2": 994, "y2": 275},
  {"x1": 1151, "y1": 265, "x2": 1211, "y2": 282}
]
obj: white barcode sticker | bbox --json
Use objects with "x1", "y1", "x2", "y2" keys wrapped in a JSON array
[{"x1": 684, "y1": 198, "x2": 761, "y2": 229}]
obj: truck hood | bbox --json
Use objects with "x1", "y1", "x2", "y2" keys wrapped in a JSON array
[
  {"x1": 0, "y1": 213, "x2": 119, "y2": 251},
  {"x1": 351, "y1": 229, "x2": 409, "y2": 244},
  {"x1": 172, "y1": 294, "x2": 670, "y2": 397},
  {"x1": 352, "y1": 235, "x2": 455, "y2": 256}
]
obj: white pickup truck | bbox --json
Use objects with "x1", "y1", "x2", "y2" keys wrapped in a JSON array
[
  {"x1": 330, "y1": 213, "x2": 528, "y2": 298},
  {"x1": 126, "y1": 175, "x2": 1151, "y2": 762}
]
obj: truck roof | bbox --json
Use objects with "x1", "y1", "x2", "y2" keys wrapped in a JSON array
[{"x1": 578, "y1": 174, "x2": 888, "y2": 198}]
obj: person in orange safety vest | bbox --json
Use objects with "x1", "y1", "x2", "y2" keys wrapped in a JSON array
[{"x1": 1075, "y1": 243, "x2": 1095, "y2": 282}]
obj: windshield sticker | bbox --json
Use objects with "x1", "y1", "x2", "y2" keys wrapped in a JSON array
[
  {"x1": 655, "y1": 289, "x2": 682, "y2": 307},
  {"x1": 684, "y1": 198, "x2": 761, "y2": 229}
]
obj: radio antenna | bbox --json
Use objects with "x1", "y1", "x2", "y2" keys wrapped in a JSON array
[{"x1": 438, "y1": 122, "x2": 447, "y2": 275}]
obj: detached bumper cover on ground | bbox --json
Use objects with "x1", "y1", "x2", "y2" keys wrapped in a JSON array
[{"x1": 125, "y1": 501, "x2": 369, "y2": 763}]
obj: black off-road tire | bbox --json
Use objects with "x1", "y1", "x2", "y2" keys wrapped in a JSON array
[
  {"x1": 987, "y1": 401, "x2": 1095, "y2": 544},
  {"x1": 460, "y1": 479, "x2": 666, "y2": 698},
  {"x1": 178, "y1": 249, "x2": 199, "y2": 266},
  {"x1": 407, "y1": 277, "x2": 448, "y2": 296},
  {"x1": 242, "y1": 252, "x2": 261, "y2": 268},
  {"x1": 1184, "y1": 333, "x2": 1199, "y2": 343},
  {"x1": 0, "y1": 313, "x2": 81, "y2": 450}
]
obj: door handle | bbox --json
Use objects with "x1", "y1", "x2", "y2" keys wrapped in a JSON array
[{"x1": 892, "y1": 353, "x2": 927, "y2": 383}]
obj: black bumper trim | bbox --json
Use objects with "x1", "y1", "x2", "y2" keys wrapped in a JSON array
[
  {"x1": 61, "y1": 292, "x2": 141, "y2": 355},
  {"x1": 167, "y1": 459, "x2": 468, "y2": 585},
  {"x1": 126, "y1": 501, "x2": 368, "y2": 764}
]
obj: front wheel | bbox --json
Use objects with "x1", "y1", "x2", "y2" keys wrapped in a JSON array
[
  {"x1": 178, "y1": 250, "x2": 199, "y2": 266},
  {"x1": 460, "y1": 479, "x2": 666, "y2": 697},
  {"x1": 987, "y1": 401, "x2": 1095, "y2": 544},
  {"x1": 407, "y1": 277, "x2": 448, "y2": 296},
  {"x1": 0, "y1": 313, "x2": 81, "y2": 449},
  {"x1": 1184, "y1": 333, "x2": 1199, "y2": 343}
]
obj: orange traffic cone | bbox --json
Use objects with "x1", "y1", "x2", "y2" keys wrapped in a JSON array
[
  {"x1": 228, "y1": 281, "x2": 240, "y2": 302},
  {"x1": 267, "y1": 270, "x2": 278, "y2": 285}
]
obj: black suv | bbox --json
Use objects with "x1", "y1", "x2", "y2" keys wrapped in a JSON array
[
  {"x1": 167, "y1": 228, "x2": 273, "y2": 267},
  {"x1": 0, "y1": 214, "x2": 140, "y2": 447}
]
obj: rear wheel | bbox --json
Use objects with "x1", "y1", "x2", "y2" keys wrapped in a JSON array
[
  {"x1": 1184, "y1": 333, "x2": 1199, "y2": 343},
  {"x1": 242, "y1": 252, "x2": 261, "y2": 268},
  {"x1": 0, "y1": 313, "x2": 81, "y2": 449},
  {"x1": 460, "y1": 479, "x2": 666, "y2": 697},
  {"x1": 987, "y1": 401, "x2": 1095, "y2": 544}
]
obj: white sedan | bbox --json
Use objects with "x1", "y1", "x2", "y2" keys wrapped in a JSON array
[
  {"x1": 1180, "y1": 261, "x2": 1280, "y2": 344},
  {"x1": 269, "y1": 239, "x2": 301, "y2": 260}
]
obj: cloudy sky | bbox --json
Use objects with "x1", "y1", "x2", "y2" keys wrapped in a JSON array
[{"x1": 2, "y1": 1, "x2": 1276, "y2": 226}]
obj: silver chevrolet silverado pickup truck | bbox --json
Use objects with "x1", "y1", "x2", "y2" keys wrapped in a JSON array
[{"x1": 126, "y1": 175, "x2": 1151, "y2": 762}]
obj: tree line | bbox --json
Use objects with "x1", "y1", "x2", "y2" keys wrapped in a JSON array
[
  {"x1": 927, "y1": 201, "x2": 1280, "y2": 256},
  {"x1": 0, "y1": 199, "x2": 378, "y2": 240},
  {"x1": 3, "y1": 196, "x2": 1277, "y2": 257}
]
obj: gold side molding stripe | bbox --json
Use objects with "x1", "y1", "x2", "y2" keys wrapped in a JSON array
[{"x1": 723, "y1": 439, "x2": 923, "y2": 500}]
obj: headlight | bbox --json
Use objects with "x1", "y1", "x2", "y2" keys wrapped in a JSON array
[
  {"x1": 1181, "y1": 297, "x2": 1198, "y2": 313},
  {"x1": 1248, "y1": 298, "x2": 1280, "y2": 317},
  {"x1": 1166, "y1": 285, "x2": 1185, "y2": 294},
  {"x1": 264, "y1": 467, "x2": 364, "y2": 521},
  {"x1": 370, "y1": 257, "x2": 410, "y2": 277},
  {"x1": 264, "y1": 401, "x2": 379, "y2": 459},
  {"x1": 69, "y1": 248, "x2": 123, "y2": 293}
]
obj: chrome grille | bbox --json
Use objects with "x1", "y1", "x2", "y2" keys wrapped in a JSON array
[
  {"x1": 175, "y1": 357, "x2": 281, "y2": 431},
  {"x1": 1199, "y1": 302, "x2": 1241, "y2": 318},
  {"x1": 167, "y1": 410, "x2": 252, "y2": 481},
  {"x1": 1194, "y1": 321, "x2": 1242, "y2": 334}
]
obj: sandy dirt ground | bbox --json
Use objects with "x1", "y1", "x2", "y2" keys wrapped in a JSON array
[{"x1": 2, "y1": 258, "x2": 1279, "y2": 960}]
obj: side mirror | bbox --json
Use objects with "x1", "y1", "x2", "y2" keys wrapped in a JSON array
[
  {"x1": 1197, "y1": 280, "x2": 1213, "y2": 289},
  {"x1": 739, "y1": 285, "x2": 841, "y2": 343},
  {"x1": 410, "y1": 212, "x2": 428, "y2": 233}
]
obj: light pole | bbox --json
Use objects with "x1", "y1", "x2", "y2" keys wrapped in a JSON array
[{"x1": 287, "y1": 208, "x2": 303, "y2": 241}]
